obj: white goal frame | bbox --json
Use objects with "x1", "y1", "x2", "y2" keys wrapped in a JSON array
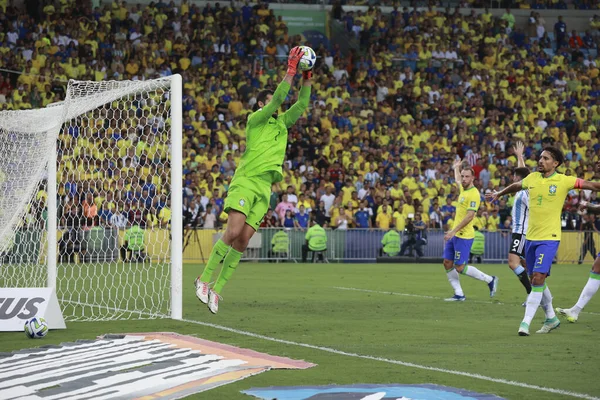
[{"x1": 9, "y1": 74, "x2": 183, "y2": 320}]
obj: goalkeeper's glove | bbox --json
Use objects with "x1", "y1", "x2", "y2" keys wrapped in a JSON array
[
  {"x1": 287, "y1": 46, "x2": 303, "y2": 77},
  {"x1": 302, "y1": 70, "x2": 313, "y2": 80}
]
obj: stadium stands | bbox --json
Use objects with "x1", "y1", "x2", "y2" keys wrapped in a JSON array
[{"x1": 1, "y1": 0, "x2": 600, "y2": 237}]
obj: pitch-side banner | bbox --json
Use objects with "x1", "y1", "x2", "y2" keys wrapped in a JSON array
[
  {"x1": 272, "y1": 9, "x2": 329, "y2": 48},
  {"x1": 0, "y1": 333, "x2": 316, "y2": 399},
  {"x1": 0, "y1": 288, "x2": 66, "y2": 331}
]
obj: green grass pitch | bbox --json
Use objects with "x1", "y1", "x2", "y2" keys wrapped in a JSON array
[{"x1": 1, "y1": 262, "x2": 599, "y2": 400}]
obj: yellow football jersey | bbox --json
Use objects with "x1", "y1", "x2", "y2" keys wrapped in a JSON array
[
  {"x1": 453, "y1": 186, "x2": 480, "y2": 239},
  {"x1": 522, "y1": 172, "x2": 579, "y2": 241}
]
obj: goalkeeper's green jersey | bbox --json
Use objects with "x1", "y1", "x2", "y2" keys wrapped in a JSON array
[{"x1": 235, "y1": 81, "x2": 310, "y2": 183}]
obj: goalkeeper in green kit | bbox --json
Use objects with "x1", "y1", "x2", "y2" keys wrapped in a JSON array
[{"x1": 195, "y1": 47, "x2": 312, "y2": 313}]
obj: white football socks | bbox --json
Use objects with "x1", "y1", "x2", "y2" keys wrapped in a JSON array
[
  {"x1": 523, "y1": 286, "x2": 544, "y2": 325},
  {"x1": 463, "y1": 265, "x2": 493, "y2": 284},
  {"x1": 540, "y1": 286, "x2": 556, "y2": 319},
  {"x1": 573, "y1": 272, "x2": 600, "y2": 314},
  {"x1": 446, "y1": 268, "x2": 464, "y2": 296}
]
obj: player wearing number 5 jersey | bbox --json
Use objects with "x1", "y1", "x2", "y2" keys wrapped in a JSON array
[
  {"x1": 442, "y1": 159, "x2": 498, "y2": 302},
  {"x1": 487, "y1": 147, "x2": 600, "y2": 336},
  {"x1": 194, "y1": 47, "x2": 312, "y2": 314}
]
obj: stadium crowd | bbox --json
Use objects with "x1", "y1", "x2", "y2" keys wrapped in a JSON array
[{"x1": 1, "y1": 0, "x2": 600, "y2": 236}]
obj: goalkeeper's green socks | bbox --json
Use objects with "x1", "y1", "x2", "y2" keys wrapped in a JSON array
[
  {"x1": 200, "y1": 239, "x2": 230, "y2": 282},
  {"x1": 213, "y1": 248, "x2": 243, "y2": 294}
]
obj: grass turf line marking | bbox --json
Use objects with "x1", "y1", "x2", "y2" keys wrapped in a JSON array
[
  {"x1": 177, "y1": 317, "x2": 599, "y2": 400},
  {"x1": 332, "y1": 286, "x2": 600, "y2": 316},
  {"x1": 333, "y1": 286, "x2": 503, "y2": 304},
  {"x1": 61, "y1": 300, "x2": 598, "y2": 400}
]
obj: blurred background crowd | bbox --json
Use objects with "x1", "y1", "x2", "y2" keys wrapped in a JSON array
[{"x1": 1, "y1": 0, "x2": 600, "y2": 236}]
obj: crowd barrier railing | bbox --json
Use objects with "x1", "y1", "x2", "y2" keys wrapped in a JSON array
[
  {"x1": 180, "y1": 228, "x2": 600, "y2": 264},
  {"x1": 9, "y1": 227, "x2": 594, "y2": 264}
]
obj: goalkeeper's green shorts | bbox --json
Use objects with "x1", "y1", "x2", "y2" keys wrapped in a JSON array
[{"x1": 224, "y1": 173, "x2": 272, "y2": 230}]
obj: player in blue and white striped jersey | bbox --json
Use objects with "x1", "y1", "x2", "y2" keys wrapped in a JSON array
[{"x1": 509, "y1": 142, "x2": 532, "y2": 296}]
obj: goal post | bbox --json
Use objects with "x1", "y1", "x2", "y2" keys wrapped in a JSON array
[
  {"x1": 170, "y1": 74, "x2": 183, "y2": 321},
  {"x1": 0, "y1": 75, "x2": 183, "y2": 321}
]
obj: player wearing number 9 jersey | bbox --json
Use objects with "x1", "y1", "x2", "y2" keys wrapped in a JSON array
[
  {"x1": 194, "y1": 47, "x2": 313, "y2": 314},
  {"x1": 487, "y1": 146, "x2": 600, "y2": 336},
  {"x1": 509, "y1": 142, "x2": 532, "y2": 297}
]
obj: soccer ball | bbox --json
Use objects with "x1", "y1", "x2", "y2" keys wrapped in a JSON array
[
  {"x1": 24, "y1": 317, "x2": 49, "y2": 339},
  {"x1": 298, "y1": 46, "x2": 317, "y2": 71}
]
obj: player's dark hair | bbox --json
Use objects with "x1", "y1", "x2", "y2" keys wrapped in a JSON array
[
  {"x1": 544, "y1": 146, "x2": 564, "y2": 167},
  {"x1": 253, "y1": 90, "x2": 274, "y2": 112},
  {"x1": 514, "y1": 167, "x2": 530, "y2": 179}
]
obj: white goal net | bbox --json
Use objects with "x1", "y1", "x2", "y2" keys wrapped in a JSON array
[{"x1": 0, "y1": 76, "x2": 182, "y2": 321}]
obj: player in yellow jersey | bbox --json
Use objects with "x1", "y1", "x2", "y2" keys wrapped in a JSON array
[
  {"x1": 443, "y1": 159, "x2": 498, "y2": 302},
  {"x1": 487, "y1": 147, "x2": 600, "y2": 336}
]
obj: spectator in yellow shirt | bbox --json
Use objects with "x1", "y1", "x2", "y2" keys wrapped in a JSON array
[
  {"x1": 473, "y1": 209, "x2": 488, "y2": 231},
  {"x1": 487, "y1": 209, "x2": 500, "y2": 232},
  {"x1": 376, "y1": 205, "x2": 392, "y2": 230}
]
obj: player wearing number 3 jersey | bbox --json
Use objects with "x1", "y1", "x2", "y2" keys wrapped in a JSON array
[
  {"x1": 487, "y1": 147, "x2": 600, "y2": 336},
  {"x1": 194, "y1": 47, "x2": 312, "y2": 314}
]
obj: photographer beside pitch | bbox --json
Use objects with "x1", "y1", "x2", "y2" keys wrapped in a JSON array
[
  {"x1": 194, "y1": 47, "x2": 312, "y2": 314},
  {"x1": 399, "y1": 213, "x2": 427, "y2": 257}
]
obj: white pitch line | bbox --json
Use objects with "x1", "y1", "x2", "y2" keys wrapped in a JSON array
[
  {"x1": 333, "y1": 286, "x2": 503, "y2": 304},
  {"x1": 59, "y1": 300, "x2": 600, "y2": 399},
  {"x1": 177, "y1": 316, "x2": 599, "y2": 400},
  {"x1": 333, "y1": 286, "x2": 600, "y2": 317}
]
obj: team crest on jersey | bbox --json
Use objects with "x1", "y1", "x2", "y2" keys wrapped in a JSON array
[
  {"x1": 549, "y1": 185, "x2": 557, "y2": 195},
  {"x1": 239, "y1": 199, "x2": 245, "y2": 206}
]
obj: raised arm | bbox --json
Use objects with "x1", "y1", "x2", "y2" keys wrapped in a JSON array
[
  {"x1": 282, "y1": 77, "x2": 311, "y2": 128},
  {"x1": 578, "y1": 180, "x2": 600, "y2": 192},
  {"x1": 568, "y1": 161, "x2": 600, "y2": 192},
  {"x1": 453, "y1": 158, "x2": 462, "y2": 188},
  {"x1": 514, "y1": 141, "x2": 526, "y2": 168},
  {"x1": 247, "y1": 47, "x2": 303, "y2": 127},
  {"x1": 248, "y1": 80, "x2": 290, "y2": 127},
  {"x1": 485, "y1": 181, "x2": 523, "y2": 202},
  {"x1": 577, "y1": 162, "x2": 600, "y2": 192}
]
